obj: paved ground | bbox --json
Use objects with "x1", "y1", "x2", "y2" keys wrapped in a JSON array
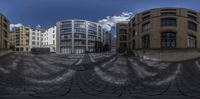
[{"x1": 0, "y1": 51, "x2": 200, "y2": 99}]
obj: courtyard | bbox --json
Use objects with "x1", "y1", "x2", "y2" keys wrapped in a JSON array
[{"x1": 0, "y1": 51, "x2": 200, "y2": 99}]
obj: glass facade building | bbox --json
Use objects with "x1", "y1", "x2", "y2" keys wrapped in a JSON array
[{"x1": 56, "y1": 19, "x2": 104, "y2": 54}]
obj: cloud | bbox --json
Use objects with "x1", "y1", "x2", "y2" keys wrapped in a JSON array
[
  {"x1": 10, "y1": 23, "x2": 22, "y2": 31},
  {"x1": 36, "y1": 24, "x2": 41, "y2": 28},
  {"x1": 98, "y1": 11, "x2": 133, "y2": 31}
]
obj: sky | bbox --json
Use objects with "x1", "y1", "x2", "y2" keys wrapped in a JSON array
[{"x1": 0, "y1": 0, "x2": 200, "y2": 33}]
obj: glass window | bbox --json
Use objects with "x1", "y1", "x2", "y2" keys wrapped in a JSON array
[
  {"x1": 142, "y1": 35, "x2": 150, "y2": 48},
  {"x1": 188, "y1": 21, "x2": 197, "y2": 32},
  {"x1": 74, "y1": 28, "x2": 86, "y2": 33},
  {"x1": 161, "y1": 32, "x2": 176, "y2": 48},
  {"x1": 161, "y1": 12, "x2": 176, "y2": 16},
  {"x1": 188, "y1": 15, "x2": 197, "y2": 21},
  {"x1": 32, "y1": 41, "x2": 35, "y2": 45},
  {"x1": 187, "y1": 35, "x2": 196, "y2": 48},
  {"x1": 119, "y1": 35, "x2": 127, "y2": 41},
  {"x1": 132, "y1": 40, "x2": 135, "y2": 49},
  {"x1": 60, "y1": 28, "x2": 72, "y2": 33},
  {"x1": 161, "y1": 18, "x2": 176, "y2": 26},
  {"x1": 143, "y1": 15, "x2": 150, "y2": 21},
  {"x1": 142, "y1": 22, "x2": 150, "y2": 32},
  {"x1": 120, "y1": 43, "x2": 127, "y2": 48},
  {"x1": 119, "y1": 29, "x2": 127, "y2": 34}
]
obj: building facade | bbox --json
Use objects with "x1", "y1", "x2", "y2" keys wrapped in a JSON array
[
  {"x1": 9, "y1": 31, "x2": 16, "y2": 49},
  {"x1": 56, "y1": 19, "x2": 104, "y2": 54},
  {"x1": 0, "y1": 13, "x2": 10, "y2": 50},
  {"x1": 116, "y1": 22, "x2": 128, "y2": 49},
  {"x1": 14, "y1": 25, "x2": 44, "y2": 52},
  {"x1": 41, "y1": 26, "x2": 56, "y2": 52},
  {"x1": 29, "y1": 28, "x2": 43, "y2": 49},
  {"x1": 127, "y1": 8, "x2": 200, "y2": 50},
  {"x1": 103, "y1": 30, "x2": 112, "y2": 51},
  {"x1": 15, "y1": 26, "x2": 31, "y2": 51}
]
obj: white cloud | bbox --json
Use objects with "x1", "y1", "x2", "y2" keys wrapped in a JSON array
[
  {"x1": 98, "y1": 11, "x2": 133, "y2": 31},
  {"x1": 10, "y1": 23, "x2": 22, "y2": 31},
  {"x1": 36, "y1": 24, "x2": 41, "y2": 28}
]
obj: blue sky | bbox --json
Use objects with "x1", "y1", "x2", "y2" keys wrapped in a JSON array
[{"x1": 0, "y1": 0, "x2": 200, "y2": 31}]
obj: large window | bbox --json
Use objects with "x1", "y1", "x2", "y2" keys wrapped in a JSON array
[
  {"x1": 142, "y1": 22, "x2": 150, "y2": 32},
  {"x1": 188, "y1": 21, "x2": 197, "y2": 32},
  {"x1": 161, "y1": 32, "x2": 176, "y2": 48},
  {"x1": 142, "y1": 35, "x2": 150, "y2": 48},
  {"x1": 119, "y1": 29, "x2": 127, "y2": 34},
  {"x1": 132, "y1": 40, "x2": 135, "y2": 49},
  {"x1": 187, "y1": 35, "x2": 196, "y2": 48},
  {"x1": 161, "y1": 18, "x2": 176, "y2": 26},
  {"x1": 161, "y1": 12, "x2": 176, "y2": 16},
  {"x1": 119, "y1": 35, "x2": 127, "y2": 41},
  {"x1": 188, "y1": 15, "x2": 197, "y2": 21}
]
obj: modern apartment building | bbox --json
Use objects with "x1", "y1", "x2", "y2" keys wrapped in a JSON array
[
  {"x1": 56, "y1": 19, "x2": 104, "y2": 54},
  {"x1": 127, "y1": 8, "x2": 200, "y2": 50},
  {"x1": 14, "y1": 25, "x2": 44, "y2": 52},
  {"x1": 116, "y1": 22, "x2": 128, "y2": 49},
  {"x1": 29, "y1": 28, "x2": 44, "y2": 49},
  {"x1": 41, "y1": 26, "x2": 56, "y2": 52},
  {"x1": 0, "y1": 13, "x2": 10, "y2": 50},
  {"x1": 15, "y1": 26, "x2": 31, "y2": 51}
]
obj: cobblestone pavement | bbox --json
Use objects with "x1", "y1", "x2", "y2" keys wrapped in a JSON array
[{"x1": 0, "y1": 52, "x2": 199, "y2": 99}]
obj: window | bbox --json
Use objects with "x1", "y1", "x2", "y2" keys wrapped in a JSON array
[
  {"x1": 188, "y1": 21, "x2": 197, "y2": 32},
  {"x1": 188, "y1": 15, "x2": 197, "y2": 21},
  {"x1": 143, "y1": 15, "x2": 150, "y2": 21},
  {"x1": 161, "y1": 32, "x2": 176, "y2": 48},
  {"x1": 142, "y1": 22, "x2": 150, "y2": 32},
  {"x1": 119, "y1": 29, "x2": 127, "y2": 34},
  {"x1": 32, "y1": 37, "x2": 35, "y2": 40},
  {"x1": 132, "y1": 40, "x2": 135, "y2": 49},
  {"x1": 32, "y1": 41, "x2": 35, "y2": 45},
  {"x1": 132, "y1": 30, "x2": 135, "y2": 37},
  {"x1": 142, "y1": 11, "x2": 150, "y2": 15},
  {"x1": 187, "y1": 35, "x2": 196, "y2": 48},
  {"x1": 120, "y1": 43, "x2": 127, "y2": 48},
  {"x1": 161, "y1": 9, "x2": 176, "y2": 11},
  {"x1": 161, "y1": 12, "x2": 176, "y2": 16},
  {"x1": 188, "y1": 11, "x2": 197, "y2": 15},
  {"x1": 161, "y1": 18, "x2": 176, "y2": 26},
  {"x1": 119, "y1": 35, "x2": 127, "y2": 41},
  {"x1": 142, "y1": 35, "x2": 150, "y2": 48}
]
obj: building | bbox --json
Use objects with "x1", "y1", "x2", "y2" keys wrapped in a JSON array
[
  {"x1": 127, "y1": 8, "x2": 200, "y2": 49},
  {"x1": 29, "y1": 28, "x2": 43, "y2": 49},
  {"x1": 56, "y1": 19, "x2": 104, "y2": 54},
  {"x1": 103, "y1": 31, "x2": 112, "y2": 51},
  {"x1": 14, "y1": 25, "x2": 44, "y2": 52},
  {"x1": 15, "y1": 26, "x2": 31, "y2": 51},
  {"x1": 116, "y1": 22, "x2": 128, "y2": 49},
  {"x1": 9, "y1": 31, "x2": 16, "y2": 49},
  {"x1": 0, "y1": 13, "x2": 10, "y2": 50},
  {"x1": 111, "y1": 35, "x2": 116, "y2": 51},
  {"x1": 41, "y1": 26, "x2": 56, "y2": 52}
]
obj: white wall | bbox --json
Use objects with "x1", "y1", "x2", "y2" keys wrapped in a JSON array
[
  {"x1": 41, "y1": 26, "x2": 56, "y2": 52},
  {"x1": 30, "y1": 29, "x2": 42, "y2": 49}
]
